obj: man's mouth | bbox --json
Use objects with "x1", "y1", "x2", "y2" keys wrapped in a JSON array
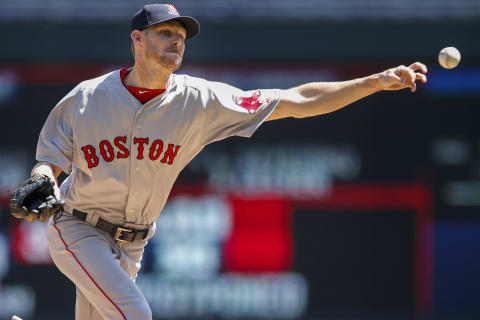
[{"x1": 166, "y1": 49, "x2": 181, "y2": 55}]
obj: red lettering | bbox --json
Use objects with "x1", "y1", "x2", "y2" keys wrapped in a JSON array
[
  {"x1": 81, "y1": 145, "x2": 99, "y2": 169},
  {"x1": 82, "y1": 138, "x2": 179, "y2": 166},
  {"x1": 161, "y1": 144, "x2": 181, "y2": 165},
  {"x1": 99, "y1": 140, "x2": 115, "y2": 162},
  {"x1": 133, "y1": 137, "x2": 149, "y2": 160},
  {"x1": 114, "y1": 136, "x2": 130, "y2": 159},
  {"x1": 149, "y1": 139, "x2": 164, "y2": 161}
]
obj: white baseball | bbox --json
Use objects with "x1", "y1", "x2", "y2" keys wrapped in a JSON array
[{"x1": 438, "y1": 47, "x2": 461, "y2": 69}]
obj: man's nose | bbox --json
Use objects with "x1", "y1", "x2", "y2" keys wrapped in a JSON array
[{"x1": 172, "y1": 36, "x2": 183, "y2": 47}]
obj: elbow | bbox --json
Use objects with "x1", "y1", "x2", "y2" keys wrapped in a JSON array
[{"x1": 278, "y1": 89, "x2": 321, "y2": 119}]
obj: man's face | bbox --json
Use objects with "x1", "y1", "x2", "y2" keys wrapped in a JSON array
[{"x1": 142, "y1": 21, "x2": 187, "y2": 71}]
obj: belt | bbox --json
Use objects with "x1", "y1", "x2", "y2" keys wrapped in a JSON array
[{"x1": 72, "y1": 209, "x2": 148, "y2": 243}]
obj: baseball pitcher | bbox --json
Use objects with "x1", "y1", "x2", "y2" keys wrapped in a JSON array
[{"x1": 9, "y1": 4, "x2": 427, "y2": 320}]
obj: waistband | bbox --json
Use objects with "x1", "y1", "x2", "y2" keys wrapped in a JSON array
[{"x1": 71, "y1": 209, "x2": 149, "y2": 243}]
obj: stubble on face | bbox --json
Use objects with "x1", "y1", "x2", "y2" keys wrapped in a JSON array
[{"x1": 145, "y1": 34, "x2": 183, "y2": 71}]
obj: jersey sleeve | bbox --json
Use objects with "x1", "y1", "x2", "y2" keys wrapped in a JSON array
[
  {"x1": 199, "y1": 80, "x2": 280, "y2": 146},
  {"x1": 36, "y1": 88, "x2": 77, "y2": 174}
]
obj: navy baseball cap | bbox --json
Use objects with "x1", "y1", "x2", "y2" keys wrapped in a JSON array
[{"x1": 131, "y1": 4, "x2": 200, "y2": 39}]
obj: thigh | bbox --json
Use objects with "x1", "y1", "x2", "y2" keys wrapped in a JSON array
[
  {"x1": 47, "y1": 214, "x2": 152, "y2": 320},
  {"x1": 76, "y1": 288, "x2": 103, "y2": 320}
]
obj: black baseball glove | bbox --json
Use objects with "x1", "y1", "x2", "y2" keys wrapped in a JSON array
[{"x1": 9, "y1": 174, "x2": 65, "y2": 222}]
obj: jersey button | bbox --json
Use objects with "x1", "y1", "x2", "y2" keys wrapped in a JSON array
[
  {"x1": 129, "y1": 209, "x2": 134, "y2": 213},
  {"x1": 135, "y1": 167, "x2": 141, "y2": 172},
  {"x1": 137, "y1": 125, "x2": 142, "y2": 129}
]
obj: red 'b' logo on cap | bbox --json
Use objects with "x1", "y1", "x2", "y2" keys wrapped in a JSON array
[{"x1": 166, "y1": 4, "x2": 179, "y2": 15}]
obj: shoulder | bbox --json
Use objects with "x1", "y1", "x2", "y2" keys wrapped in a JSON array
[
  {"x1": 54, "y1": 70, "x2": 120, "y2": 113},
  {"x1": 174, "y1": 73, "x2": 236, "y2": 92},
  {"x1": 173, "y1": 74, "x2": 240, "y2": 101},
  {"x1": 76, "y1": 70, "x2": 120, "y2": 93},
  {"x1": 171, "y1": 74, "x2": 212, "y2": 106},
  {"x1": 173, "y1": 74, "x2": 209, "y2": 94}
]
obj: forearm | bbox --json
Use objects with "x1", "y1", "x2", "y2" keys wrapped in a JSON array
[
  {"x1": 270, "y1": 63, "x2": 427, "y2": 120},
  {"x1": 277, "y1": 75, "x2": 380, "y2": 119}
]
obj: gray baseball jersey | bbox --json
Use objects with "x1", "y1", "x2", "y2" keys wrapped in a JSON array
[
  {"x1": 38, "y1": 69, "x2": 279, "y2": 319},
  {"x1": 37, "y1": 70, "x2": 280, "y2": 226}
]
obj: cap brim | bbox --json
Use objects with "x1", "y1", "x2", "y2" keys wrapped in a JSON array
[{"x1": 144, "y1": 16, "x2": 200, "y2": 39}]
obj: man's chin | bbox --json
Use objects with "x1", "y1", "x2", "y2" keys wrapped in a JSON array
[
  {"x1": 159, "y1": 57, "x2": 182, "y2": 71},
  {"x1": 163, "y1": 62, "x2": 181, "y2": 72}
]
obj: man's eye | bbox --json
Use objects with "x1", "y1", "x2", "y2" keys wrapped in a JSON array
[{"x1": 162, "y1": 30, "x2": 170, "y2": 36}]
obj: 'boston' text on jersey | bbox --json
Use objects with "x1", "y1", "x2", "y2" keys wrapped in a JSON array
[{"x1": 81, "y1": 136, "x2": 181, "y2": 169}]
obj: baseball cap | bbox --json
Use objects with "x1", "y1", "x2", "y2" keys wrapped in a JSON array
[{"x1": 131, "y1": 4, "x2": 200, "y2": 39}]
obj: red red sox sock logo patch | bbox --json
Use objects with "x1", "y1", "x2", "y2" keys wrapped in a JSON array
[
  {"x1": 233, "y1": 90, "x2": 272, "y2": 114},
  {"x1": 80, "y1": 136, "x2": 181, "y2": 169}
]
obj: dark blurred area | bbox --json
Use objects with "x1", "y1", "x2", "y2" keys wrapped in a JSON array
[{"x1": 0, "y1": 1, "x2": 479, "y2": 319}]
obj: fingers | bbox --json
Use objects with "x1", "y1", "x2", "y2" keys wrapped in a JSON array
[
  {"x1": 11, "y1": 204, "x2": 57, "y2": 222},
  {"x1": 394, "y1": 62, "x2": 429, "y2": 92},
  {"x1": 19, "y1": 209, "x2": 53, "y2": 222},
  {"x1": 410, "y1": 62, "x2": 428, "y2": 85},
  {"x1": 394, "y1": 66, "x2": 417, "y2": 92},
  {"x1": 409, "y1": 62, "x2": 428, "y2": 74},
  {"x1": 416, "y1": 72, "x2": 427, "y2": 84},
  {"x1": 14, "y1": 209, "x2": 37, "y2": 222}
]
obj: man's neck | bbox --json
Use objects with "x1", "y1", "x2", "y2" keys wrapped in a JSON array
[{"x1": 123, "y1": 64, "x2": 171, "y2": 89}]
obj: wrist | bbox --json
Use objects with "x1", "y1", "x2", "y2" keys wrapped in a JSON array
[
  {"x1": 364, "y1": 73, "x2": 383, "y2": 93},
  {"x1": 31, "y1": 163, "x2": 58, "y2": 190},
  {"x1": 31, "y1": 166, "x2": 61, "y2": 199},
  {"x1": 31, "y1": 165, "x2": 54, "y2": 179}
]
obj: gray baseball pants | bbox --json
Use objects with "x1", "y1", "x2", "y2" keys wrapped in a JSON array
[{"x1": 47, "y1": 211, "x2": 154, "y2": 320}]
